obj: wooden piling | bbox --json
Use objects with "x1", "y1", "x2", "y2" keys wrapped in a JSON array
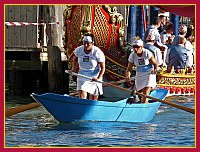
[{"x1": 45, "y1": 5, "x2": 64, "y2": 93}]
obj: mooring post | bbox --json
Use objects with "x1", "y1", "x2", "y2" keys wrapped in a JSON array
[{"x1": 45, "y1": 5, "x2": 63, "y2": 93}]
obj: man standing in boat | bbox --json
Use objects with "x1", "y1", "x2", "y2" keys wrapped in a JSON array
[
  {"x1": 69, "y1": 33, "x2": 105, "y2": 100},
  {"x1": 125, "y1": 39, "x2": 158, "y2": 103}
]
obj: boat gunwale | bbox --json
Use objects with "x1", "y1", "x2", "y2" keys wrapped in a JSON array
[
  {"x1": 157, "y1": 84, "x2": 195, "y2": 87},
  {"x1": 157, "y1": 73, "x2": 195, "y2": 78},
  {"x1": 31, "y1": 93, "x2": 161, "y2": 108}
]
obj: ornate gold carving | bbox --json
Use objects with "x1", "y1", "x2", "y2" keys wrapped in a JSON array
[
  {"x1": 157, "y1": 77, "x2": 195, "y2": 85},
  {"x1": 80, "y1": 5, "x2": 92, "y2": 35},
  {"x1": 102, "y1": 5, "x2": 124, "y2": 46},
  {"x1": 103, "y1": 5, "x2": 123, "y2": 25},
  {"x1": 63, "y1": 5, "x2": 74, "y2": 20}
]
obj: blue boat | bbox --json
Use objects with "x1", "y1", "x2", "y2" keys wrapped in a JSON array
[{"x1": 31, "y1": 89, "x2": 168, "y2": 123}]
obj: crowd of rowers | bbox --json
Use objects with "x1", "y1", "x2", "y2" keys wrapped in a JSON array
[{"x1": 134, "y1": 16, "x2": 195, "y2": 74}]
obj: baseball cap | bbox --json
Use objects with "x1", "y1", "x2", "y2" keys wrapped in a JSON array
[{"x1": 133, "y1": 39, "x2": 143, "y2": 46}]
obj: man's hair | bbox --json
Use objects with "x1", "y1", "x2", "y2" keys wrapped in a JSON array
[
  {"x1": 178, "y1": 36, "x2": 186, "y2": 45},
  {"x1": 152, "y1": 17, "x2": 161, "y2": 25},
  {"x1": 165, "y1": 22, "x2": 174, "y2": 31}
]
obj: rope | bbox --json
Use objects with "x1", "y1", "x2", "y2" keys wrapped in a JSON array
[
  {"x1": 5, "y1": 21, "x2": 59, "y2": 26},
  {"x1": 115, "y1": 102, "x2": 128, "y2": 121}
]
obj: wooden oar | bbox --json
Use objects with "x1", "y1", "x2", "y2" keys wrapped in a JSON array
[
  {"x1": 136, "y1": 92, "x2": 195, "y2": 114},
  {"x1": 5, "y1": 102, "x2": 40, "y2": 118},
  {"x1": 66, "y1": 70, "x2": 195, "y2": 114},
  {"x1": 5, "y1": 92, "x2": 78, "y2": 118}
]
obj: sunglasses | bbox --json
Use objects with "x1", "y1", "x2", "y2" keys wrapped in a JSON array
[
  {"x1": 83, "y1": 41, "x2": 92, "y2": 45},
  {"x1": 133, "y1": 45, "x2": 140, "y2": 48}
]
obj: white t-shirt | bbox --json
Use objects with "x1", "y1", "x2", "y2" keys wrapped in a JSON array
[
  {"x1": 145, "y1": 42, "x2": 163, "y2": 66},
  {"x1": 128, "y1": 48, "x2": 156, "y2": 91},
  {"x1": 128, "y1": 48, "x2": 153, "y2": 68},
  {"x1": 74, "y1": 45, "x2": 105, "y2": 95},
  {"x1": 74, "y1": 45, "x2": 105, "y2": 71},
  {"x1": 160, "y1": 32, "x2": 172, "y2": 44}
]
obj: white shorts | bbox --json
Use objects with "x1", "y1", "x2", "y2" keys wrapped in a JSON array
[
  {"x1": 77, "y1": 69, "x2": 103, "y2": 96},
  {"x1": 77, "y1": 80, "x2": 103, "y2": 96},
  {"x1": 135, "y1": 72, "x2": 156, "y2": 91}
]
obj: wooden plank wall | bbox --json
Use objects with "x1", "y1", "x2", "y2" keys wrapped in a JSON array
[
  {"x1": 55, "y1": 5, "x2": 66, "y2": 49},
  {"x1": 5, "y1": 5, "x2": 38, "y2": 48}
]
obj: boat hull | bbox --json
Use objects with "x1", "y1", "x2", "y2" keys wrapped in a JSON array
[{"x1": 31, "y1": 89, "x2": 168, "y2": 123}]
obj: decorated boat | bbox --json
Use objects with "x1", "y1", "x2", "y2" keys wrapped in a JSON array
[
  {"x1": 157, "y1": 68, "x2": 195, "y2": 96},
  {"x1": 31, "y1": 89, "x2": 168, "y2": 123}
]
